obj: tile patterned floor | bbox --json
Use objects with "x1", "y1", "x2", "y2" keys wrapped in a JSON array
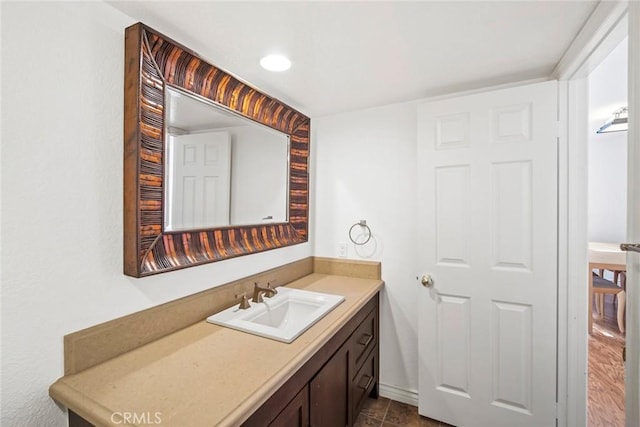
[{"x1": 355, "y1": 397, "x2": 453, "y2": 427}]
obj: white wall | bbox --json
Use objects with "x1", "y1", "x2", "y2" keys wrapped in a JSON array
[
  {"x1": 588, "y1": 38, "x2": 627, "y2": 243},
  {"x1": 0, "y1": 3, "x2": 311, "y2": 426},
  {"x1": 313, "y1": 103, "x2": 420, "y2": 394},
  {"x1": 230, "y1": 125, "x2": 288, "y2": 224}
]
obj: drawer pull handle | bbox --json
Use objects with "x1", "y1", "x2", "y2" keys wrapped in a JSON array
[
  {"x1": 359, "y1": 375, "x2": 374, "y2": 390},
  {"x1": 358, "y1": 334, "x2": 373, "y2": 347}
]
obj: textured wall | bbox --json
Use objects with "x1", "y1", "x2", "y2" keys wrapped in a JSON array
[
  {"x1": 313, "y1": 103, "x2": 420, "y2": 395},
  {"x1": 0, "y1": 3, "x2": 311, "y2": 426}
]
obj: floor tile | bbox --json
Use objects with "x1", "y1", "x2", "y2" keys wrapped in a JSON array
[
  {"x1": 383, "y1": 400, "x2": 421, "y2": 426},
  {"x1": 356, "y1": 396, "x2": 455, "y2": 426},
  {"x1": 418, "y1": 415, "x2": 442, "y2": 426},
  {"x1": 354, "y1": 414, "x2": 383, "y2": 427},
  {"x1": 359, "y1": 397, "x2": 391, "y2": 421}
]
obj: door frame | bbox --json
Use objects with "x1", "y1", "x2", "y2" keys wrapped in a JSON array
[
  {"x1": 625, "y1": 3, "x2": 640, "y2": 425},
  {"x1": 557, "y1": 1, "x2": 638, "y2": 425}
]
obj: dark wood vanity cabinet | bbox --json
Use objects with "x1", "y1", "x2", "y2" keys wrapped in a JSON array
[
  {"x1": 244, "y1": 293, "x2": 379, "y2": 427},
  {"x1": 349, "y1": 307, "x2": 379, "y2": 419},
  {"x1": 68, "y1": 293, "x2": 379, "y2": 427},
  {"x1": 310, "y1": 344, "x2": 350, "y2": 426},
  {"x1": 269, "y1": 385, "x2": 310, "y2": 427}
]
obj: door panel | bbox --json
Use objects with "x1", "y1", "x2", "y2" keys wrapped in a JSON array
[
  {"x1": 166, "y1": 131, "x2": 231, "y2": 230},
  {"x1": 436, "y1": 294, "x2": 471, "y2": 397},
  {"x1": 491, "y1": 161, "x2": 532, "y2": 270},
  {"x1": 418, "y1": 81, "x2": 558, "y2": 427},
  {"x1": 491, "y1": 301, "x2": 533, "y2": 414},
  {"x1": 436, "y1": 165, "x2": 471, "y2": 266}
]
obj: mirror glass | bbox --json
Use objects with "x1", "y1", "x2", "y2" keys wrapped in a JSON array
[{"x1": 164, "y1": 86, "x2": 290, "y2": 231}]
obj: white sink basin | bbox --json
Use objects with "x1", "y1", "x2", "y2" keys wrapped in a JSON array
[{"x1": 206, "y1": 287, "x2": 345, "y2": 343}]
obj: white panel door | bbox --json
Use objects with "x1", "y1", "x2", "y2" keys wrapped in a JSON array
[
  {"x1": 166, "y1": 131, "x2": 231, "y2": 230},
  {"x1": 417, "y1": 81, "x2": 558, "y2": 427}
]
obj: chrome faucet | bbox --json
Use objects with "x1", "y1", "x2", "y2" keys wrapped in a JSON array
[{"x1": 252, "y1": 282, "x2": 278, "y2": 303}]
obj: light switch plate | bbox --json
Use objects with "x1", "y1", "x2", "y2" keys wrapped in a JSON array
[{"x1": 338, "y1": 242, "x2": 347, "y2": 258}]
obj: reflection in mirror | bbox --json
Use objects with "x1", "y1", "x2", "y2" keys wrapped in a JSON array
[{"x1": 164, "y1": 86, "x2": 289, "y2": 231}]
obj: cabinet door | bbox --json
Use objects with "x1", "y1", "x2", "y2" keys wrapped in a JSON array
[
  {"x1": 310, "y1": 345, "x2": 349, "y2": 427},
  {"x1": 269, "y1": 385, "x2": 309, "y2": 427}
]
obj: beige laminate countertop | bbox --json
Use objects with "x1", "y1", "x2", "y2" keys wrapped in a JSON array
[{"x1": 50, "y1": 274, "x2": 384, "y2": 427}]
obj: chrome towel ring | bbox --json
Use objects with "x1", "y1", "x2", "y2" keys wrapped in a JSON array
[{"x1": 349, "y1": 220, "x2": 372, "y2": 245}]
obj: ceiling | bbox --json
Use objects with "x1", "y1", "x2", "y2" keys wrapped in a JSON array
[
  {"x1": 166, "y1": 86, "x2": 252, "y2": 133},
  {"x1": 108, "y1": 1, "x2": 598, "y2": 117}
]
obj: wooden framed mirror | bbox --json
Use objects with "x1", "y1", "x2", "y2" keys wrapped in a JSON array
[{"x1": 124, "y1": 23, "x2": 310, "y2": 277}]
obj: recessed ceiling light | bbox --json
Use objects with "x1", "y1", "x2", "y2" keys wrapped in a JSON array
[{"x1": 260, "y1": 54, "x2": 291, "y2": 72}]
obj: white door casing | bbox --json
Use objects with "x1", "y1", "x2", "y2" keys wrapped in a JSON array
[
  {"x1": 626, "y1": 4, "x2": 640, "y2": 425},
  {"x1": 165, "y1": 131, "x2": 231, "y2": 231},
  {"x1": 417, "y1": 81, "x2": 558, "y2": 426}
]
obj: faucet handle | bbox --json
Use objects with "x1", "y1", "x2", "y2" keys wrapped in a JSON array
[
  {"x1": 266, "y1": 282, "x2": 278, "y2": 296},
  {"x1": 235, "y1": 293, "x2": 251, "y2": 310}
]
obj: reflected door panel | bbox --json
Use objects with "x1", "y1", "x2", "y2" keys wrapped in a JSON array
[
  {"x1": 166, "y1": 132, "x2": 231, "y2": 230},
  {"x1": 164, "y1": 86, "x2": 289, "y2": 230}
]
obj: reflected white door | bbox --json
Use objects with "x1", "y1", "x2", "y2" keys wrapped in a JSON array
[
  {"x1": 417, "y1": 81, "x2": 558, "y2": 427},
  {"x1": 166, "y1": 131, "x2": 231, "y2": 230}
]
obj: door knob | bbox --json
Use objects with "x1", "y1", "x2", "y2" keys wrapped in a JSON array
[
  {"x1": 620, "y1": 243, "x2": 640, "y2": 253},
  {"x1": 421, "y1": 274, "x2": 434, "y2": 288}
]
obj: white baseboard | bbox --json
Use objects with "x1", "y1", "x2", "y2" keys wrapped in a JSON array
[{"x1": 378, "y1": 383, "x2": 419, "y2": 407}]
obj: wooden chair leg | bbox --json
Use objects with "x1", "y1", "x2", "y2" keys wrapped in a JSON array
[
  {"x1": 617, "y1": 290, "x2": 626, "y2": 333},
  {"x1": 589, "y1": 271, "x2": 594, "y2": 334},
  {"x1": 598, "y1": 294, "x2": 604, "y2": 318}
]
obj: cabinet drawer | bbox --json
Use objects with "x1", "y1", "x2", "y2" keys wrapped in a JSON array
[
  {"x1": 351, "y1": 308, "x2": 376, "y2": 375},
  {"x1": 351, "y1": 348, "x2": 377, "y2": 417}
]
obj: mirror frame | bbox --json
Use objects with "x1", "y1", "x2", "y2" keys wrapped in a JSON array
[{"x1": 124, "y1": 23, "x2": 310, "y2": 277}]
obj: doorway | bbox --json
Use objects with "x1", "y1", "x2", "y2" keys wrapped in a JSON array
[
  {"x1": 586, "y1": 37, "x2": 628, "y2": 426},
  {"x1": 562, "y1": 3, "x2": 639, "y2": 426}
]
